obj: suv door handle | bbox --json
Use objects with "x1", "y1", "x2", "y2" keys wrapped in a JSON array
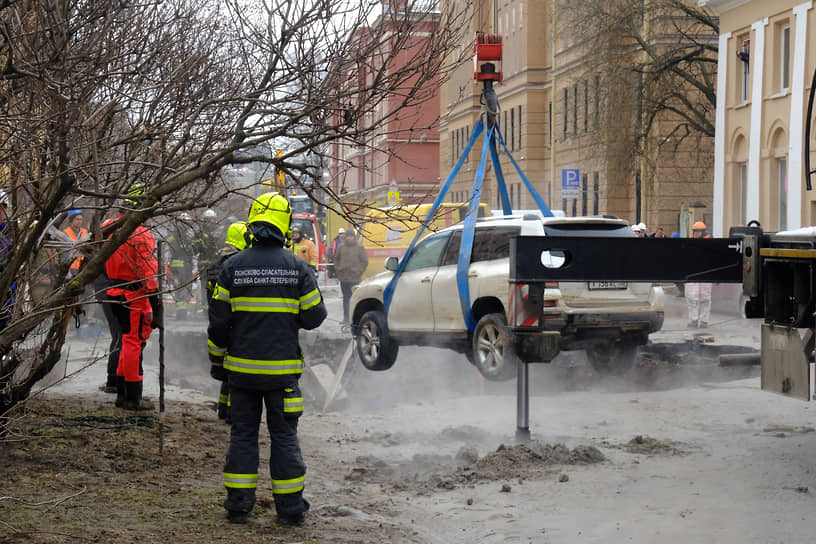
[
  {"x1": 421, "y1": 276, "x2": 432, "y2": 283},
  {"x1": 468, "y1": 272, "x2": 479, "y2": 278}
]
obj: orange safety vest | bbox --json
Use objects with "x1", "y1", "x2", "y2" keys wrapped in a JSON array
[{"x1": 63, "y1": 227, "x2": 88, "y2": 271}]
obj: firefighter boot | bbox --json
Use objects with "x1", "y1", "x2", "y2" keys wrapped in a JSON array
[
  {"x1": 115, "y1": 376, "x2": 126, "y2": 408},
  {"x1": 123, "y1": 380, "x2": 155, "y2": 411}
]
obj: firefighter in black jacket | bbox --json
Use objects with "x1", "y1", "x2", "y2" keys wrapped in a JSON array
[{"x1": 207, "y1": 192, "x2": 327, "y2": 526}]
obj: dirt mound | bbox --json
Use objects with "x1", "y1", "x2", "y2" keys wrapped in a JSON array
[
  {"x1": 343, "y1": 442, "x2": 606, "y2": 494},
  {"x1": 620, "y1": 435, "x2": 686, "y2": 455},
  {"x1": 461, "y1": 443, "x2": 606, "y2": 481}
]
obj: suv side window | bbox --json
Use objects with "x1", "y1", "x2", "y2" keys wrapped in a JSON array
[
  {"x1": 489, "y1": 227, "x2": 519, "y2": 260},
  {"x1": 440, "y1": 227, "x2": 520, "y2": 266},
  {"x1": 440, "y1": 230, "x2": 462, "y2": 266},
  {"x1": 403, "y1": 233, "x2": 451, "y2": 272}
]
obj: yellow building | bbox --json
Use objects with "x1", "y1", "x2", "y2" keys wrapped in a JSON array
[
  {"x1": 700, "y1": 0, "x2": 815, "y2": 234},
  {"x1": 441, "y1": 0, "x2": 717, "y2": 234}
]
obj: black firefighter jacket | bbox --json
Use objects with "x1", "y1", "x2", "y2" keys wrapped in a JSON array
[{"x1": 207, "y1": 243, "x2": 327, "y2": 391}]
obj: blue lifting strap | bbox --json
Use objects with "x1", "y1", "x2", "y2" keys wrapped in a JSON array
[
  {"x1": 495, "y1": 129, "x2": 553, "y2": 217},
  {"x1": 489, "y1": 131, "x2": 512, "y2": 216},
  {"x1": 383, "y1": 118, "x2": 552, "y2": 334},
  {"x1": 456, "y1": 124, "x2": 495, "y2": 331},
  {"x1": 383, "y1": 119, "x2": 485, "y2": 312}
]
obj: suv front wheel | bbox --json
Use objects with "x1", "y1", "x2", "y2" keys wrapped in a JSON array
[
  {"x1": 586, "y1": 341, "x2": 638, "y2": 375},
  {"x1": 471, "y1": 313, "x2": 518, "y2": 381},
  {"x1": 356, "y1": 310, "x2": 399, "y2": 371}
]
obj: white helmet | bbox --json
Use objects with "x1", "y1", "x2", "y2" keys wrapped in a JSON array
[
  {"x1": 179, "y1": 212, "x2": 192, "y2": 221},
  {"x1": 202, "y1": 209, "x2": 217, "y2": 221},
  {"x1": 338, "y1": 228, "x2": 345, "y2": 234},
  {"x1": 0, "y1": 190, "x2": 8, "y2": 207}
]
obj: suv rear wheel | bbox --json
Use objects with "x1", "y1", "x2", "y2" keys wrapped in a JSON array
[
  {"x1": 356, "y1": 310, "x2": 399, "y2": 371},
  {"x1": 586, "y1": 341, "x2": 638, "y2": 375},
  {"x1": 471, "y1": 313, "x2": 518, "y2": 381}
]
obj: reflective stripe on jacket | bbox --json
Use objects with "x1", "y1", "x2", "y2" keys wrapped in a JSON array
[{"x1": 207, "y1": 243, "x2": 327, "y2": 391}]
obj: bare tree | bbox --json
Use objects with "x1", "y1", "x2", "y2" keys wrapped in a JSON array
[
  {"x1": 562, "y1": 0, "x2": 718, "y2": 222},
  {"x1": 0, "y1": 0, "x2": 467, "y2": 423}
]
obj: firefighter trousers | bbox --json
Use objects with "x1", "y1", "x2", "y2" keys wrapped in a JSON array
[
  {"x1": 223, "y1": 385, "x2": 307, "y2": 518},
  {"x1": 111, "y1": 294, "x2": 152, "y2": 383}
]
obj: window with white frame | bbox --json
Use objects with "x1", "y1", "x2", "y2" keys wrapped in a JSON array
[
  {"x1": 738, "y1": 37, "x2": 750, "y2": 102},
  {"x1": 778, "y1": 157, "x2": 788, "y2": 231},
  {"x1": 738, "y1": 162, "x2": 747, "y2": 225},
  {"x1": 780, "y1": 23, "x2": 790, "y2": 91}
]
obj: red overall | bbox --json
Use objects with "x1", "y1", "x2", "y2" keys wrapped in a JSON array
[{"x1": 105, "y1": 224, "x2": 158, "y2": 383}]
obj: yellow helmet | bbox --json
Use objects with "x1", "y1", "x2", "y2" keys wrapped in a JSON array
[
  {"x1": 247, "y1": 192, "x2": 291, "y2": 236},
  {"x1": 225, "y1": 221, "x2": 248, "y2": 250},
  {"x1": 125, "y1": 182, "x2": 146, "y2": 207}
]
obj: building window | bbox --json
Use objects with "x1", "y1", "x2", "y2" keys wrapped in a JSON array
[
  {"x1": 780, "y1": 23, "x2": 790, "y2": 91},
  {"x1": 739, "y1": 162, "x2": 747, "y2": 225},
  {"x1": 584, "y1": 82, "x2": 589, "y2": 133},
  {"x1": 517, "y1": 105, "x2": 522, "y2": 150},
  {"x1": 573, "y1": 85, "x2": 578, "y2": 135},
  {"x1": 510, "y1": 107, "x2": 515, "y2": 151},
  {"x1": 593, "y1": 172, "x2": 599, "y2": 215},
  {"x1": 503, "y1": 110, "x2": 508, "y2": 143},
  {"x1": 563, "y1": 88, "x2": 568, "y2": 141},
  {"x1": 738, "y1": 38, "x2": 750, "y2": 102},
  {"x1": 594, "y1": 76, "x2": 600, "y2": 128},
  {"x1": 548, "y1": 102, "x2": 552, "y2": 148},
  {"x1": 779, "y1": 157, "x2": 788, "y2": 230},
  {"x1": 465, "y1": 126, "x2": 469, "y2": 163},
  {"x1": 581, "y1": 174, "x2": 588, "y2": 215}
]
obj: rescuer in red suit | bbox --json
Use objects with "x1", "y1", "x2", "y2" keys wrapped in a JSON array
[{"x1": 105, "y1": 185, "x2": 160, "y2": 410}]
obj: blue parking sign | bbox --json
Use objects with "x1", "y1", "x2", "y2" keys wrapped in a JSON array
[{"x1": 561, "y1": 169, "x2": 579, "y2": 199}]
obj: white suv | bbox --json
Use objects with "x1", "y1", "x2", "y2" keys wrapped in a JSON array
[{"x1": 349, "y1": 214, "x2": 664, "y2": 380}]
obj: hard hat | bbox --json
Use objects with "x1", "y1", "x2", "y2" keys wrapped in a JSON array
[
  {"x1": 692, "y1": 221, "x2": 707, "y2": 230},
  {"x1": 225, "y1": 221, "x2": 248, "y2": 250},
  {"x1": 67, "y1": 209, "x2": 83, "y2": 219},
  {"x1": 179, "y1": 212, "x2": 192, "y2": 221},
  {"x1": 247, "y1": 192, "x2": 291, "y2": 236},
  {"x1": 631, "y1": 224, "x2": 643, "y2": 232},
  {"x1": 125, "y1": 183, "x2": 146, "y2": 207},
  {"x1": 637, "y1": 222, "x2": 647, "y2": 231},
  {"x1": 291, "y1": 225, "x2": 302, "y2": 233},
  {"x1": 338, "y1": 228, "x2": 345, "y2": 234},
  {"x1": 202, "y1": 209, "x2": 217, "y2": 220},
  {"x1": 0, "y1": 190, "x2": 8, "y2": 206}
]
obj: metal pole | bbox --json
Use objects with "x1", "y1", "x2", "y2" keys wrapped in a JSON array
[
  {"x1": 515, "y1": 361, "x2": 530, "y2": 443},
  {"x1": 157, "y1": 242, "x2": 166, "y2": 456}
]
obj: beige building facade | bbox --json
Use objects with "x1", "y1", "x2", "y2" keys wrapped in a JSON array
[
  {"x1": 441, "y1": 0, "x2": 716, "y2": 234},
  {"x1": 701, "y1": 0, "x2": 815, "y2": 234}
]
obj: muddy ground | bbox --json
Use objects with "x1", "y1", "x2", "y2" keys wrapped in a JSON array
[{"x1": 2, "y1": 309, "x2": 816, "y2": 542}]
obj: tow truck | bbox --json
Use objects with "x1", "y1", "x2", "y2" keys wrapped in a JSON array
[{"x1": 503, "y1": 67, "x2": 816, "y2": 439}]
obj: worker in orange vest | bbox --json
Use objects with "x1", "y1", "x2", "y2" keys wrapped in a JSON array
[
  {"x1": 686, "y1": 221, "x2": 713, "y2": 328},
  {"x1": 62, "y1": 209, "x2": 88, "y2": 276},
  {"x1": 290, "y1": 226, "x2": 318, "y2": 273}
]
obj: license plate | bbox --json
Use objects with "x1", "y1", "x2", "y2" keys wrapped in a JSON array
[{"x1": 588, "y1": 281, "x2": 627, "y2": 290}]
